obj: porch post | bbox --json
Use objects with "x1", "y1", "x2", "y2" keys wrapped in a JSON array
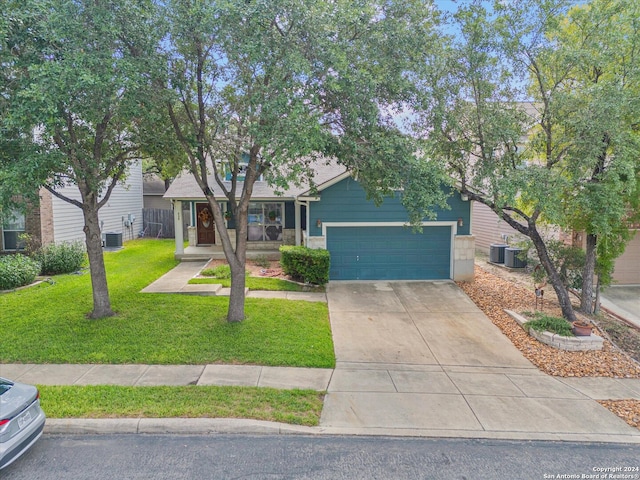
[
  {"x1": 173, "y1": 200, "x2": 184, "y2": 256},
  {"x1": 294, "y1": 200, "x2": 301, "y2": 246}
]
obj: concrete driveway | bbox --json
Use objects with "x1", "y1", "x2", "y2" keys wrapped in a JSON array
[
  {"x1": 601, "y1": 286, "x2": 640, "y2": 329},
  {"x1": 325, "y1": 280, "x2": 533, "y2": 368},
  {"x1": 320, "y1": 281, "x2": 640, "y2": 441}
]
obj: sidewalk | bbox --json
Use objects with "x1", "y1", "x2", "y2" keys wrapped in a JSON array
[
  {"x1": 1, "y1": 363, "x2": 332, "y2": 390},
  {"x1": 2, "y1": 362, "x2": 639, "y2": 442}
]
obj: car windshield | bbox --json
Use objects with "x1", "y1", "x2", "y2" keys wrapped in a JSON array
[{"x1": 0, "y1": 379, "x2": 14, "y2": 395}]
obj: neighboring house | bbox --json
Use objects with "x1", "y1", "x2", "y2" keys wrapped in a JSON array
[
  {"x1": 472, "y1": 202, "x2": 640, "y2": 285},
  {"x1": 142, "y1": 173, "x2": 176, "y2": 238},
  {"x1": 164, "y1": 160, "x2": 475, "y2": 281},
  {"x1": 471, "y1": 102, "x2": 640, "y2": 286},
  {"x1": 143, "y1": 174, "x2": 172, "y2": 210},
  {"x1": 0, "y1": 161, "x2": 144, "y2": 252}
]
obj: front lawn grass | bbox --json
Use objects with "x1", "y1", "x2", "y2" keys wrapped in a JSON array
[
  {"x1": 0, "y1": 239, "x2": 334, "y2": 367},
  {"x1": 189, "y1": 276, "x2": 324, "y2": 292},
  {"x1": 39, "y1": 385, "x2": 323, "y2": 426}
]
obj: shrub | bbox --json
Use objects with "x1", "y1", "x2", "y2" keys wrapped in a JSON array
[
  {"x1": 279, "y1": 246, "x2": 330, "y2": 285},
  {"x1": 33, "y1": 241, "x2": 86, "y2": 275},
  {"x1": 524, "y1": 313, "x2": 574, "y2": 337},
  {"x1": 0, "y1": 254, "x2": 41, "y2": 290},
  {"x1": 253, "y1": 254, "x2": 271, "y2": 269}
]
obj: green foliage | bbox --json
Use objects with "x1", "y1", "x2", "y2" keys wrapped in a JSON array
[
  {"x1": 160, "y1": 0, "x2": 442, "y2": 320},
  {"x1": 0, "y1": 254, "x2": 41, "y2": 290},
  {"x1": 33, "y1": 241, "x2": 86, "y2": 275},
  {"x1": 1, "y1": 0, "x2": 166, "y2": 316},
  {"x1": 524, "y1": 240, "x2": 585, "y2": 290},
  {"x1": 524, "y1": 312, "x2": 574, "y2": 337},
  {"x1": 410, "y1": 0, "x2": 640, "y2": 322},
  {"x1": 280, "y1": 246, "x2": 330, "y2": 285},
  {"x1": 201, "y1": 265, "x2": 232, "y2": 279},
  {"x1": 200, "y1": 264, "x2": 249, "y2": 279}
]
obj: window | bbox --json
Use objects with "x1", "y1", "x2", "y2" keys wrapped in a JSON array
[
  {"x1": 247, "y1": 202, "x2": 283, "y2": 241},
  {"x1": 2, "y1": 209, "x2": 26, "y2": 250}
]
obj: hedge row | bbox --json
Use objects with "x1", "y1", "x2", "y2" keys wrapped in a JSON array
[
  {"x1": 0, "y1": 254, "x2": 41, "y2": 290},
  {"x1": 0, "y1": 241, "x2": 86, "y2": 290},
  {"x1": 33, "y1": 241, "x2": 86, "y2": 275},
  {"x1": 279, "y1": 245, "x2": 330, "y2": 285}
]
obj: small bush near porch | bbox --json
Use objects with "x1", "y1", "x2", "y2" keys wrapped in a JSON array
[
  {"x1": 280, "y1": 246, "x2": 330, "y2": 285},
  {"x1": 0, "y1": 239, "x2": 335, "y2": 368}
]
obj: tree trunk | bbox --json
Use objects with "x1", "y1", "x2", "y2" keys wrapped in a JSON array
[
  {"x1": 580, "y1": 233, "x2": 597, "y2": 314},
  {"x1": 225, "y1": 201, "x2": 248, "y2": 323},
  {"x1": 83, "y1": 204, "x2": 115, "y2": 319},
  {"x1": 594, "y1": 275, "x2": 601, "y2": 315},
  {"x1": 530, "y1": 229, "x2": 577, "y2": 322},
  {"x1": 227, "y1": 262, "x2": 246, "y2": 322},
  {"x1": 203, "y1": 194, "x2": 248, "y2": 322}
]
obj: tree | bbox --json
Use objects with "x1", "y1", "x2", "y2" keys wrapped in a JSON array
[
  {"x1": 534, "y1": 0, "x2": 640, "y2": 313},
  {"x1": 1, "y1": 0, "x2": 163, "y2": 318},
  {"x1": 161, "y1": 0, "x2": 441, "y2": 322},
  {"x1": 403, "y1": 1, "x2": 584, "y2": 321},
  {"x1": 404, "y1": 0, "x2": 639, "y2": 322}
]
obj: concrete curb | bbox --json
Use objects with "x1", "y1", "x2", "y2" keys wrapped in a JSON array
[
  {"x1": 44, "y1": 419, "x2": 640, "y2": 444},
  {"x1": 45, "y1": 418, "x2": 319, "y2": 436}
]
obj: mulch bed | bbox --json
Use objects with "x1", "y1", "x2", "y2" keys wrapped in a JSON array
[{"x1": 458, "y1": 265, "x2": 640, "y2": 431}]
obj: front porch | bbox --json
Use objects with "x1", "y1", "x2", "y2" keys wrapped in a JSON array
[{"x1": 171, "y1": 199, "x2": 303, "y2": 261}]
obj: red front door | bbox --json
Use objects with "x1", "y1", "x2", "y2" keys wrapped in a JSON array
[{"x1": 196, "y1": 203, "x2": 215, "y2": 245}]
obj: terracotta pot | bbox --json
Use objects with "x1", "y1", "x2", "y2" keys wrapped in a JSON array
[{"x1": 572, "y1": 322, "x2": 593, "y2": 336}]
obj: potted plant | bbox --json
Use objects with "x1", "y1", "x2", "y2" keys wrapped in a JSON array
[
  {"x1": 224, "y1": 210, "x2": 232, "y2": 220},
  {"x1": 267, "y1": 211, "x2": 276, "y2": 221},
  {"x1": 571, "y1": 319, "x2": 593, "y2": 336}
]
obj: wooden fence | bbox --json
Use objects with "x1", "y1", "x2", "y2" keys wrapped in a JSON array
[{"x1": 142, "y1": 208, "x2": 174, "y2": 238}]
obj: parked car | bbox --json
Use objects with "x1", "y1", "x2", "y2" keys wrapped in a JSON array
[{"x1": 0, "y1": 378, "x2": 46, "y2": 469}]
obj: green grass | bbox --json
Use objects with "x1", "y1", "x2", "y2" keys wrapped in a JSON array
[
  {"x1": 0, "y1": 239, "x2": 335, "y2": 367},
  {"x1": 189, "y1": 276, "x2": 324, "y2": 292},
  {"x1": 39, "y1": 385, "x2": 324, "y2": 426}
]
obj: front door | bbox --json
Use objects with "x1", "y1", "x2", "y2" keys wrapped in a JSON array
[{"x1": 196, "y1": 203, "x2": 215, "y2": 245}]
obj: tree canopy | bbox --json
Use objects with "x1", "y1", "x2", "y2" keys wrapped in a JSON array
[
  {"x1": 1, "y1": 0, "x2": 164, "y2": 317},
  {"x1": 401, "y1": 0, "x2": 640, "y2": 321},
  {"x1": 160, "y1": 0, "x2": 442, "y2": 321}
]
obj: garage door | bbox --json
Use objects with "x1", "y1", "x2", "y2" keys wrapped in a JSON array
[{"x1": 327, "y1": 226, "x2": 451, "y2": 280}]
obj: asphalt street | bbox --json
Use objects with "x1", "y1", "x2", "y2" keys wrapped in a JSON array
[{"x1": 3, "y1": 434, "x2": 639, "y2": 480}]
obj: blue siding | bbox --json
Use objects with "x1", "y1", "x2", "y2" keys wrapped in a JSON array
[
  {"x1": 309, "y1": 177, "x2": 470, "y2": 236},
  {"x1": 309, "y1": 177, "x2": 469, "y2": 281}
]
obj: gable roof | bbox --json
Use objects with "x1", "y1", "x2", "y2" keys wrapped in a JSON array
[{"x1": 163, "y1": 157, "x2": 347, "y2": 201}]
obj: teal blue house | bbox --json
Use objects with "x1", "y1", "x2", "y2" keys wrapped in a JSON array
[
  {"x1": 165, "y1": 160, "x2": 475, "y2": 281},
  {"x1": 298, "y1": 170, "x2": 474, "y2": 281}
]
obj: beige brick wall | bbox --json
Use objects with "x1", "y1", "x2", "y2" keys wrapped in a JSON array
[
  {"x1": 39, "y1": 188, "x2": 55, "y2": 245},
  {"x1": 454, "y1": 235, "x2": 475, "y2": 281}
]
